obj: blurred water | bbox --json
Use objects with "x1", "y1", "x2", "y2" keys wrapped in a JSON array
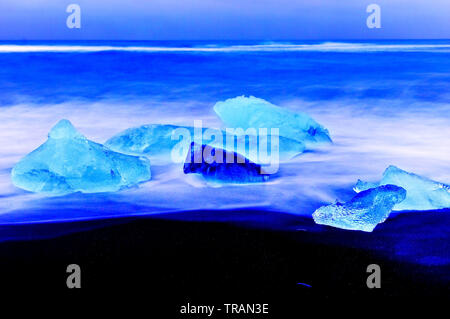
[{"x1": 0, "y1": 40, "x2": 449, "y2": 225}]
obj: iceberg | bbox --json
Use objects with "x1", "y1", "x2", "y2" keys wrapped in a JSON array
[
  {"x1": 11, "y1": 119, "x2": 151, "y2": 195},
  {"x1": 354, "y1": 166, "x2": 450, "y2": 211},
  {"x1": 213, "y1": 96, "x2": 332, "y2": 145},
  {"x1": 105, "y1": 124, "x2": 305, "y2": 164},
  {"x1": 312, "y1": 185, "x2": 406, "y2": 232},
  {"x1": 183, "y1": 143, "x2": 269, "y2": 183}
]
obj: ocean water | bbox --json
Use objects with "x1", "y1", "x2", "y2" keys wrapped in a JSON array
[{"x1": 0, "y1": 41, "x2": 449, "y2": 239}]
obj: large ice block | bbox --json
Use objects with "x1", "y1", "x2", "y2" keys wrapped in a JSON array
[
  {"x1": 105, "y1": 124, "x2": 305, "y2": 164},
  {"x1": 105, "y1": 124, "x2": 192, "y2": 164},
  {"x1": 11, "y1": 119, "x2": 151, "y2": 195},
  {"x1": 312, "y1": 185, "x2": 406, "y2": 232},
  {"x1": 354, "y1": 166, "x2": 450, "y2": 211},
  {"x1": 213, "y1": 96, "x2": 332, "y2": 145},
  {"x1": 183, "y1": 143, "x2": 269, "y2": 183}
]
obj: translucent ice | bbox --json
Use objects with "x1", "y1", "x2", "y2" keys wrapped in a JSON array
[
  {"x1": 105, "y1": 124, "x2": 192, "y2": 164},
  {"x1": 11, "y1": 119, "x2": 151, "y2": 195},
  {"x1": 213, "y1": 96, "x2": 332, "y2": 145},
  {"x1": 183, "y1": 143, "x2": 269, "y2": 183},
  {"x1": 105, "y1": 124, "x2": 305, "y2": 164},
  {"x1": 354, "y1": 165, "x2": 450, "y2": 211},
  {"x1": 312, "y1": 185, "x2": 406, "y2": 232}
]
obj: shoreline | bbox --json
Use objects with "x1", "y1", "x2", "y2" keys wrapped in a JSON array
[{"x1": 1, "y1": 208, "x2": 448, "y2": 297}]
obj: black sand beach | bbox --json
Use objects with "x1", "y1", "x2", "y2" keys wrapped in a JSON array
[{"x1": 0, "y1": 209, "x2": 448, "y2": 310}]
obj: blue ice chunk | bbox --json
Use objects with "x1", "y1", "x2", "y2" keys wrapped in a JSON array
[
  {"x1": 213, "y1": 96, "x2": 332, "y2": 145},
  {"x1": 312, "y1": 185, "x2": 407, "y2": 232},
  {"x1": 105, "y1": 124, "x2": 191, "y2": 164},
  {"x1": 11, "y1": 119, "x2": 151, "y2": 195},
  {"x1": 354, "y1": 165, "x2": 450, "y2": 211},
  {"x1": 183, "y1": 143, "x2": 269, "y2": 183},
  {"x1": 105, "y1": 124, "x2": 305, "y2": 164}
]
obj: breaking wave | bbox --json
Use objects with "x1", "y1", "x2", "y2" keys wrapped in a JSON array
[{"x1": 1, "y1": 42, "x2": 450, "y2": 53}]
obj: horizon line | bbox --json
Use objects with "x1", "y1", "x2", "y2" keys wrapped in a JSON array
[{"x1": 0, "y1": 38, "x2": 450, "y2": 42}]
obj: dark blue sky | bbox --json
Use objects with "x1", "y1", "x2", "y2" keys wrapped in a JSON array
[{"x1": 0, "y1": 0, "x2": 449, "y2": 40}]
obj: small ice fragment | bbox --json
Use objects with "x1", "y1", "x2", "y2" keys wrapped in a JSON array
[
  {"x1": 354, "y1": 165, "x2": 450, "y2": 211},
  {"x1": 313, "y1": 185, "x2": 406, "y2": 232}
]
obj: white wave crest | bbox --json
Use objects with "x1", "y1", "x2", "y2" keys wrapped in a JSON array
[{"x1": 1, "y1": 42, "x2": 450, "y2": 53}]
